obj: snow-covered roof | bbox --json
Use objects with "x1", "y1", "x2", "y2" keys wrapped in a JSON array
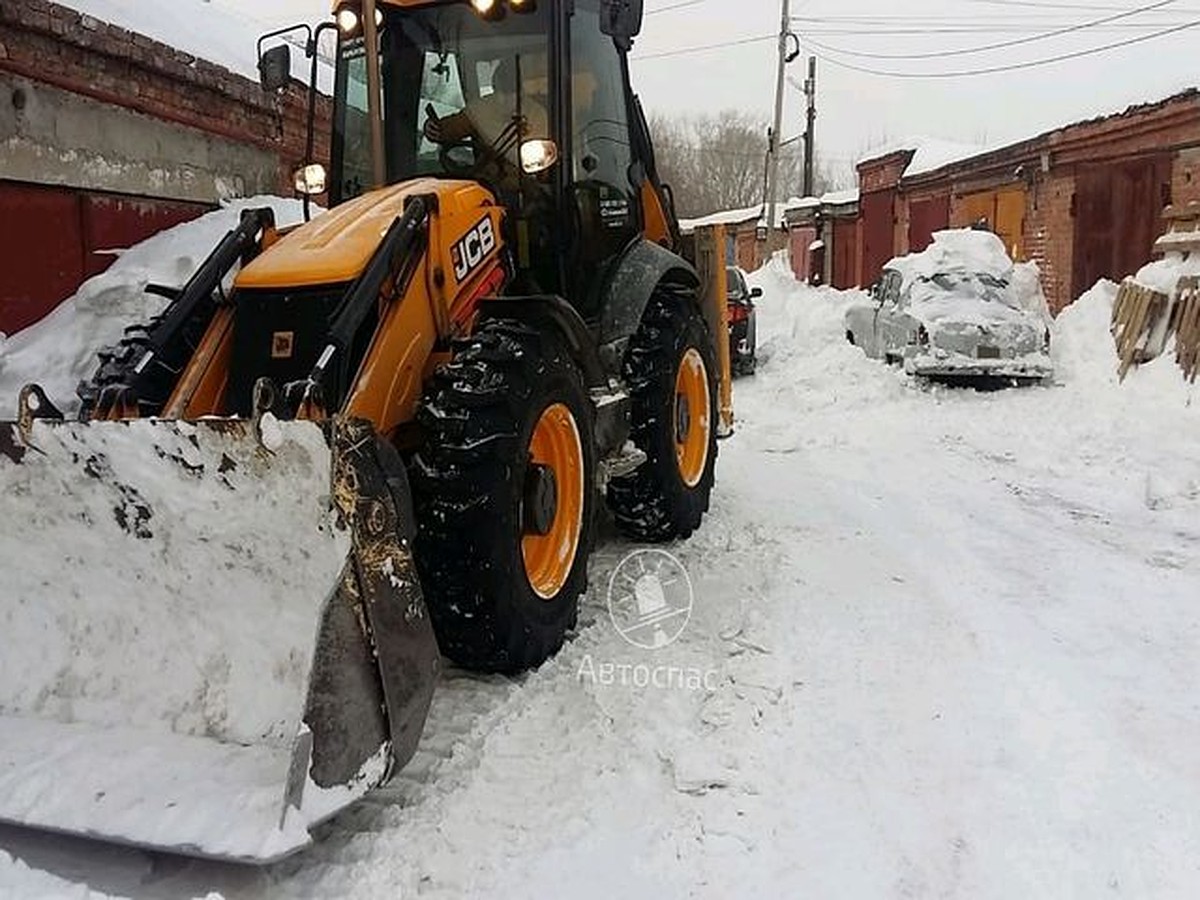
[
  {"x1": 786, "y1": 196, "x2": 821, "y2": 211},
  {"x1": 60, "y1": 0, "x2": 332, "y2": 87},
  {"x1": 679, "y1": 204, "x2": 764, "y2": 234},
  {"x1": 820, "y1": 188, "x2": 860, "y2": 206},
  {"x1": 858, "y1": 136, "x2": 989, "y2": 178}
]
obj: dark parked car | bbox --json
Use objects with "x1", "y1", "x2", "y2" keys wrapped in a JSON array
[{"x1": 727, "y1": 267, "x2": 760, "y2": 376}]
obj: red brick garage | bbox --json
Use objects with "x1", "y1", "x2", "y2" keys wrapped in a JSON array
[{"x1": 0, "y1": 0, "x2": 330, "y2": 336}]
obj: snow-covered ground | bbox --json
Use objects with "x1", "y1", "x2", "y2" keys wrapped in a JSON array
[{"x1": 1, "y1": 258, "x2": 1198, "y2": 898}]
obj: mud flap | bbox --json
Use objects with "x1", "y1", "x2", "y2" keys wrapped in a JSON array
[{"x1": 0, "y1": 413, "x2": 438, "y2": 862}]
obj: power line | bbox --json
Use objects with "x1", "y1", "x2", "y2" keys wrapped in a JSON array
[
  {"x1": 798, "y1": 24, "x2": 1199, "y2": 33},
  {"x1": 632, "y1": 34, "x2": 777, "y2": 60},
  {"x1": 646, "y1": 0, "x2": 709, "y2": 14},
  {"x1": 799, "y1": 0, "x2": 1178, "y2": 60},
  {"x1": 791, "y1": 10, "x2": 1188, "y2": 23},
  {"x1": 806, "y1": 16, "x2": 1200, "y2": 77},
  {"x1": 963, "y1": 0, "x2": 1196, "y2": 10}
]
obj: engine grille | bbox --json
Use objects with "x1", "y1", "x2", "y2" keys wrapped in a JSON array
[{"x1": 228, "y1": 286, "x2": 348, "y2": 416}]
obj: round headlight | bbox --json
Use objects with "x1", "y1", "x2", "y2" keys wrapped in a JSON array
[{"x1": 336, "y1": 7, "x2": 359, "y2": 34}]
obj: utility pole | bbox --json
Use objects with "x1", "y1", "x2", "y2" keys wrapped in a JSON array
[
  {"x1": 765, "y1": 0, "x2": 791, "y2": 236},
  {"x1": 803, "y1": 56, "x2": 817, "y2": 197}
]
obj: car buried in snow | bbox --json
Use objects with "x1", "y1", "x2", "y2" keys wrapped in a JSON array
[{"x1": 844, "y1": 229, "x2": 1054, "y2": 386}]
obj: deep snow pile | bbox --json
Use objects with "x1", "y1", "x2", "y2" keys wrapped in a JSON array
[
  {"x1": 0, "y1": 255, "x2": 1197, "y2": 899},
  {"x1": 1131, "y1": 248, "x2": 1200, "y2": 295},
  {"x1": 0, "y1": 198, "x2": 307, "y2": 419},
  {"x1": 0, "y1": 852, "x2": 128, "y2": 900},
  {"x1": 886, "y1": 229, "x2": 1051, "y2": 322}
]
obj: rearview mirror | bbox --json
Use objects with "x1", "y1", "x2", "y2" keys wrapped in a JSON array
[
  {"x1": 599, "y1": 0, "x2": 644, "y2": 40},
  {"x1": 258, "y1": 44, "x2": 292, "y2": 93}
]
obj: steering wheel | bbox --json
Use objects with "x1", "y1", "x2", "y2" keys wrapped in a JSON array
[{"x1": 439, "y1": 136, "x2": 480, "y2": 176}]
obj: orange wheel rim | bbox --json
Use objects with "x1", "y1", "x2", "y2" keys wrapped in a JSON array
[
  {"x1": 522, "y1": 403, "x2": 585, "y2": 600},
  {"x1": 674, "y1": 347, "x2": 711, "y2": 488}
]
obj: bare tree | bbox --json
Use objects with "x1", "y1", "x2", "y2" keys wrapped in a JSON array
[{"x1": 650, "y1": 110, "x2": 822, "y2": 219}]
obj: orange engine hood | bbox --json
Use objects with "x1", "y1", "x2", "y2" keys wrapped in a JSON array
[{"x1": 236, "y1": 179, "x2": 498, "y2": 290}]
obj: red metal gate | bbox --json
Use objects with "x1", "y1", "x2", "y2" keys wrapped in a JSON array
[
  {"x1": 1071, "y1": 156, "x2": 1172, "y2": 299},
  {"x1": 860, "y1": 189, "x2": 896, "y2": 287},
  {"x1": 908, "y1": 194, "x2": 950, "y2": 254},
  {"x1": 0, "y1": 181, "x2": 211, "y2": 336},
  {"x1": 831, "y1": 219, "x2": 858, "y2": 289}
]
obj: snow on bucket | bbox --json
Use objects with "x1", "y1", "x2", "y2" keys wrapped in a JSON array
[{"x1": 0, "y1": 417, "x2": 375, "y2": 861}]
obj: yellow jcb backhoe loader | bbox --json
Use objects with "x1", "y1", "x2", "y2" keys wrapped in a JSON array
[{"x1": 0, "y1": 0, "x2": 730, "y2": 862}]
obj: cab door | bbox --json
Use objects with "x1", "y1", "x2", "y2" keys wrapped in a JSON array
[{"x1": 565, "y1": 0, "x2": 641, "y2": 318}]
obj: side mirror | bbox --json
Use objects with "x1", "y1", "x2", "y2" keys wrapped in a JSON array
[
  {"x1": 599, "y1": 0, "x2": 644, "y2": 40},
  {"x1": 750, "y1": 287, "x2": 763, "y2": 300},
  {"x1": 258, "y1": 44, "x2": 292, "y2": 93}
]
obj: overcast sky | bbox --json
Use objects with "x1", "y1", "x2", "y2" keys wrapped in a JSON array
[{"x1": 222, "y1": 0, "x2": 1200, "y2": 189}]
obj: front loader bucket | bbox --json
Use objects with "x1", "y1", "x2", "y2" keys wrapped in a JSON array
[{"x1": 0, "y1": 411, "x2": 439, "y2": 862}]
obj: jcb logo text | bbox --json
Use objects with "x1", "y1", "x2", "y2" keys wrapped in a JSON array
[{"x1": 451, "y1": 217, "x2": 497, "y2": 283}]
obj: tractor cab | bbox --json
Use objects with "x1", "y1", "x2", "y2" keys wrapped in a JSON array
[{"x1": 265, "y1": 0, "x2": 666, "y2": 314}]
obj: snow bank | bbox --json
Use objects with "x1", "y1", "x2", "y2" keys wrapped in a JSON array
[
  {"x1": 889, "y1": 229, "x2": 1013, "y2": 284},
  {"x1": 1054, "y1": 277, "x2": 1198, "y2": 406},
  {"x1": 0, "y1": 851, "x2": 130, "y2": 900},
  {"x1": 749, "y1": 256, "x2": 855, "y2": 355},
  {"x1": 1052, "y1": 279, "x2": 1121, "y2": 386},
  {"x1": 0, "y1": 198, "x2": 307, "y2": 419},
  {"x1": 1133, "y1": 251, "x2": 1200, "y2": 295}
]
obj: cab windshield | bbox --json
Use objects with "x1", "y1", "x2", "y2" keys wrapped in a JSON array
[{"x1": 331, "y1": 4, "x2": 552, "y2": 204}]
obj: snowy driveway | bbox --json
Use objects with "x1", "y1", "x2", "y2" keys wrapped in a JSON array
[{"x1": 2, "y1": 270, "x2": 1198, "y2": 899}]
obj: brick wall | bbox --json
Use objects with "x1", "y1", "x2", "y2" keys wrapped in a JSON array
[
  {"x1": 0, "y1": 0, "x2": 332, "y2": 197},
  {"x1": 1025, "y1": 173, "x2": 1075, "y2": 313},
  {"x1": 1171, "y1": 147, "x2": 1200, "y2": 209},
  {"x1": 858, "y1": 151, "x2": 912, "y2": 194},
  {"x1": 895, "y1": 195, "x2": 910, "y2": 257}
]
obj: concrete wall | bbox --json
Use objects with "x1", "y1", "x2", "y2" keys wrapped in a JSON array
[
  {"x1": 0, "y1": 71, "x2": 278, "y2": 203},
  {"x1": 0, "y1": 0, "x2": 332, "y2": 196}
]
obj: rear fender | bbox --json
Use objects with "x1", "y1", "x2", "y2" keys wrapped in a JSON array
[
  {"x1": 596, "y1": 239, "x2": 700, "y2": 378},
  {"x1": 477, "y1": 295, "x2": 606, "y2": 389}
]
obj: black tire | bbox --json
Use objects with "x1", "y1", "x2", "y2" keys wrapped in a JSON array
[
  {"x1": 411, "y1": 318, "x2": 596, "y2": 672},
  {"x1": 607, "y1": 288, "x2": 718, "y2": 542},
  {"x1": 77, "y1": 301, "x2": 215, "y2": 419}
]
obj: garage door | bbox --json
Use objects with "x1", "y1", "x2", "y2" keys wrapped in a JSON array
[
  {"x1": 1071, "y1": 157, "x2": 1172, "y2": 299},
  {"x1": 0, "y1": 182, "x2": 210, "y2": 336}
]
